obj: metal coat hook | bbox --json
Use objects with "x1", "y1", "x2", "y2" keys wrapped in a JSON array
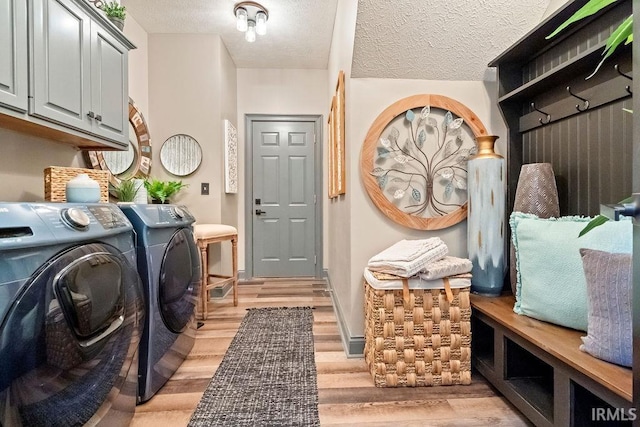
[
  {"x1": 615, "y1": 64, "x2": 632, "y2": 94},
  {"x1": 566, "y1": 86, "x2": 589, "y2": 111},
  {"x1": 531, "y1": 102, "x2": 551, "y2": 124}
]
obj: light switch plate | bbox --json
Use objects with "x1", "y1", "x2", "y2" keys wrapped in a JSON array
[{"x1": 201, "y1": 183, "x2": 209, "y2": 195}]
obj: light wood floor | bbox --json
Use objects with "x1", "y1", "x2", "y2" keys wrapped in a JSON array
[{"x1": 131, "y1": 279, "x2": 531, "y2": 426}]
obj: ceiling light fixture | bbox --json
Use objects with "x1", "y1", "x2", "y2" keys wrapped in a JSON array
[{"x1": 234, "y1": 1, "x2": 268, "y2": 43}]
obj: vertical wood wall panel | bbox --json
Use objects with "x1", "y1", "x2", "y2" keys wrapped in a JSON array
[
  {"x1": 524, "y1": 4, "x2": 630, "y2": 85},
  {"x1": 522, "y1": 100, "x2": 632, "y2": 216}
]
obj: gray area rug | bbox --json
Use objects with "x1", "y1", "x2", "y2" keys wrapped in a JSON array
[{"x1": 188, "y1": 307, "x2": 320, "y2": 427}]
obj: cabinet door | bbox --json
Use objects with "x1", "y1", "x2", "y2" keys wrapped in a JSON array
[
  {"x1": 90, "y1": 23, "x2": 128, "y2": 145},
  {"x1": 30, "y1": 0, "x2": 91, "y2": 132},
  {"x1": 0, "y1": 0, "x2": 27, "y2": 112}
]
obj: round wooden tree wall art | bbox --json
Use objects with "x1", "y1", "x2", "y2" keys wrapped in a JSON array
[{"x1": 361, "y1": 94, "x2": 487, "y2": 230}]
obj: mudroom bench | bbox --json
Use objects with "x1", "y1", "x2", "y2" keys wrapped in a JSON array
[{"x1": 471, "y1": 295, "x2": 632, "y2": 426}]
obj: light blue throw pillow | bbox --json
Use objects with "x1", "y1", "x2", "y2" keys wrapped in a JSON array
[{"x1": 509, "y1": 212, "x2": 632, "y2": 331}]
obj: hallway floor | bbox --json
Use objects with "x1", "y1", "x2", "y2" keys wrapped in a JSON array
[{"x1": 131, "y1": 279, "x2": 530, "y2": 426}]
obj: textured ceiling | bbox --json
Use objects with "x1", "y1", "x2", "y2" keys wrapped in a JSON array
[
  {"x1": 122, "y1": 0, "x2": 556, "y2": 79},
  {"x1": 352, "y1": 0, "x2": 553, "y2": 80},
  {"x1": 121, "y1": 0, "x2": 338, "y2": 69}
]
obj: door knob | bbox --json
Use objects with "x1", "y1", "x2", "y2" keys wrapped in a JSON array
[{"x1": 255, "y1": 209, "x2": 266, "y2": 215}]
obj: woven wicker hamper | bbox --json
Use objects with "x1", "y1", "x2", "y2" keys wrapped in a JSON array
[
  {"x1": 364, "y1": 279, "x2": 472, "y2": 387},
  {"x1": 44, "y1": 166, "x2": 110, "y2": 203}
]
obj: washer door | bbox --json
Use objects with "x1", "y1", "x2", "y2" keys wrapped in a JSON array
[
  {"x1": 0, "y1": 243, "x2": 143, "y2": 426},
  {"x1": 159, "y1": 228, "x2": 200, "y2": 333}
]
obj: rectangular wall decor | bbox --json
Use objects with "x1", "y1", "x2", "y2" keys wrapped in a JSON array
[
  {"x1": 224, "y1": 119, "x2": 238, "y2": 194},
  {"x1": 328, "y1": 70, "x2": 346, "y2": 198},
  {"x1": 328, "y1": 96, "x2": 337, "y2": 198}
]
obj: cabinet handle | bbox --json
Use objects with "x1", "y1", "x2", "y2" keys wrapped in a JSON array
[
  {"x1": 87, "y1": 111, "x2": 95, "y2": 119},
  {"x1": 95, "y1": 115, "x2": 102, "y2": 122}
]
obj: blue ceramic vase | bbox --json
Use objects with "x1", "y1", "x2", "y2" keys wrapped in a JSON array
[{"x1": 467, "y1": 135, "x2": 505, "y2": 296}]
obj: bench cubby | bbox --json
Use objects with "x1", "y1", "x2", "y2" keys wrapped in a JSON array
[{"x1": 471, "y1": 295, "x2": 632, "y2": 427}]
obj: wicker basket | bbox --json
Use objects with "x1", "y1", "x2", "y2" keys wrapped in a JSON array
[
  {"x1": 364, "y1": 279, "x2": 472, "y2": 387},
  {"x1": 44, "y1": 166, "x2": 110, "y2": 203}
]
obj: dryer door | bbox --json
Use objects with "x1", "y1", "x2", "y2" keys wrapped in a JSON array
[
  {"x1": 0, "y1": 243, "x2": 143, "y2": 426},
  {"x1": 159, "y1": 228, "x2": 200, "y2": 333}
]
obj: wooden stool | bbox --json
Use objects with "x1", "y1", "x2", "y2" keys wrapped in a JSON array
[{"x1": 193, "y1": 224, "x2": 238, "y2": 320}]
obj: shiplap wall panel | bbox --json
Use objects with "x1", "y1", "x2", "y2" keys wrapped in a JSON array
[
  {"x1": 522, "y1": 99, "x2": 633, "y2": 216},
  {"x1": 522, "y1": 3, "x2": 631, "y2": 86}
]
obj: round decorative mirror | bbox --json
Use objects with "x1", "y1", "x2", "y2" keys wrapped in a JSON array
[
  {"x1": 102, "y1": 134, "x2": 136, "y2": 175},
  {"x1": 160, "y1": 134, "x2": 202, "y2": 176},
  {"x1": 85, "y1": 98, "x2": 152, "y2": 187},
  {"x1": 360, "y1": 94, "x2": 487, "y2": 230}
]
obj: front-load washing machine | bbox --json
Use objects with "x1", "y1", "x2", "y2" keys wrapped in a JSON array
[
  {"x1": 119, "y1": 204, "x2": 200, "y2": 403},
  {"x1": 0, "y1": 203, "x2": 144, "y2": 426}
]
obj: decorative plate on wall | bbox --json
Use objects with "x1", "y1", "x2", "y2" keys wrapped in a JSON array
[
  {"x1": 160, "y1": 134, "x2": 203, "y2": 176},
  {"x1": 360, "y1": 94, "x2": 487, "y2": 230}
]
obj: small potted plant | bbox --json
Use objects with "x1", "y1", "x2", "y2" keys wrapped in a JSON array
[
  {"x1": 101, "y1": 1, "x2": 126, "y2": 31},
  {"x1": 111, "y1": 179, "x2": 139, "y2": 203},
  {"x1": 144, "y1": 178, "x2": 188, "y2": 204}
]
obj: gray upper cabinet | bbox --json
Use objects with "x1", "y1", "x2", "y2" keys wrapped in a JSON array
[
  {"x1": 30, "y1": 0, "x2": 130, "y2": 145},
  {"x1": 31, "y1": 0, "x2": 92, "y2": 132},
  {"x1": 90, "y1": 24, "x2": 128, "y2": 142},
  {"x1": 0, "y1": 0, "x2": 28, "y2": 112},
  {"x1": 0, "y1": 0, "x2": 134, "y2": 150}
]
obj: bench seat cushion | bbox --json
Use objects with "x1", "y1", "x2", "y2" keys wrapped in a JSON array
[{"x1": 193, "y1": 224, "x2": 238, "y2": 240}]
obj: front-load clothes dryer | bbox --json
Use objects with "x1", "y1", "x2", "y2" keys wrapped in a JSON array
[
  {"x1": 119, "y1": 204, "x2": 200, "y2": 403},
  {"x1": 0, "y1": 203, "x2": 144, "y2": 426}
]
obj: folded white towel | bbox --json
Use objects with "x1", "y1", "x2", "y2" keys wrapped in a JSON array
[
  {"x1": 363, "y1": 268, "x2": 471, "y2": 290},
  {"x1": 367, "y1": 238, "x2": 448, "y2": 278},
  {"x1": 419, "y1": 256, "x2": 473, "y2": 280},
  {"x1": 368, "y1": 238, "x2": 444, "y2": 263}
]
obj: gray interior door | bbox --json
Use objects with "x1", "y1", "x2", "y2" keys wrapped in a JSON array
[{"x1": 251, "y1": 119, "x2": 316, "y2": 277}]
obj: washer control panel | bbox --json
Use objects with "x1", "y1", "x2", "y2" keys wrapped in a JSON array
[
  {"x1": 170, "y1": 206, "x2": 185, "y2": 220},
  {"x1": 60, "y1": 208, "x2": 91, "y2": 230},
  {"x1": 87, "y1": 205, "x2": 130, "y2": 229},
  {"x1": 0, "y1": 203, "x2": 134, "y2": 249},
  {"x1": 35, "y1": 203, "x2": 132, "y2": 235},
  {"x1": 119, "y1": 204, "x2": 196, "y2": 229}
]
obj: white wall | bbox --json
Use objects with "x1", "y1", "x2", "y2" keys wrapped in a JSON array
[
  {"x1": 343, "y1": 77, "x2": 507, "y2": 344},
  {"x1": 218, "y1": 40, "x2": 239, "y2": 275},
  {"x1": 0, "y1": 131, "x2": 82, "y2": 201},
  {"x1": 147, "y1": 34, "x2": 224, "y2": 223},
  {"x1": 321, "y1": 0, "x2": 509, "y2": 352},
  {"x1": 145, "y1": 33, "x2": 238, "y2": 274},
  {"x1": 219, "y1": 39, "x2": 239, "y2": 223},
  {"x1": 124, "y1": 15, "x2": 149, "y2": 121},
  {"x1": 236, "y1": 68, "x2": 329, "y2": 271},
  {"x1": 326, "y1": 0, "x2": 358, "y2": 351}
]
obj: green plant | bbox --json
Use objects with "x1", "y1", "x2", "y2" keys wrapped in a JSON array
[
  {"x1": 144, "y1": 178, "x2": 188, "y2": 204},
  {"x1": 111, "y1": 179, "x2": 139, "y2": 202},
  {"x1": 546, "y1": 0, "x2": 632, "y2": 79},
  {"x1": 578, "y1": 196, "x2": 633, "y2": 237},
  {"x1": 101, "y1": 1, "x2": 126, "y2": 20},
  {"x1": 548, "y1": 1, "x2": 633, "y2": 236}
]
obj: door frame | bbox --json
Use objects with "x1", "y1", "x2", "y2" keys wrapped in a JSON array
[{"x1": 244, "y1": 114, "x2": 324, "y2": 279}]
